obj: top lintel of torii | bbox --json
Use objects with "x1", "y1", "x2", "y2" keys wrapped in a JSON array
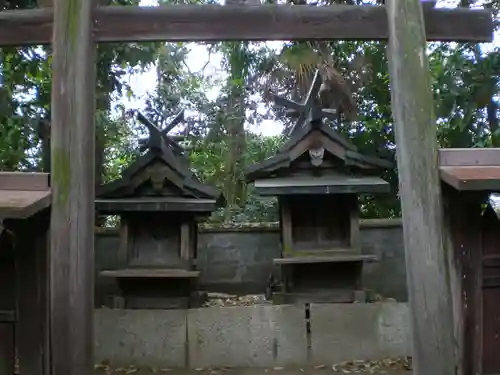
[{"x1": 0, "y1": 2, "x2": 493, "y2": 46}]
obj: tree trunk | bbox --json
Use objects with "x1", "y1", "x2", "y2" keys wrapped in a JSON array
[
  {"x1": 225, "y1": 74, "x2": 247, "y2": 221},
  {"x1": 487, "y1": 99, "x2": 500, "y2": 147}
]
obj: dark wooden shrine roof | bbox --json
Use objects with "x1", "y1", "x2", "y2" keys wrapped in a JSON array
[
  {"x1": 0, "y1": 172, "x2": 51, "y2": 219},
  {"x1": 439, "y1": 148, "x2": 500, "y2": 191},
  {"x1": 245, "y1": 122, "x2": 393, "y2": 195},
  {"x1": 96, "y1": 143, "x2": 223, "y2": 213}
]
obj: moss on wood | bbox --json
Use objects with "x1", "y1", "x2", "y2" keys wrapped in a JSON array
[{"x1": 51, "y1": 148, "x2": 71, "y2": 205}]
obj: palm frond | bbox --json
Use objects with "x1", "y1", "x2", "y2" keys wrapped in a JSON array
[{"x1": 254, "y1": 38, "x2": 374, "y2": 123}]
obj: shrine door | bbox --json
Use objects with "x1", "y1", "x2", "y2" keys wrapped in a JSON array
[
  {"x1": 482, "y1": 206, "x2": 500, "y2": 375},
  {"x1": 0, "y1": 231, "x2": 16, "y2": 375}
]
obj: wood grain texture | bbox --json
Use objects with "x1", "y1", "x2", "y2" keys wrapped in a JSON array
[
  {"x1": 49, "y1": 0, "x2": 96, "y2": 374},
  {"x1": 349, "y1": 196, "x2": 360, "y2": 251},
  {"x1": 440, "y1": 166, "x2": 500, "y2": 191},
  {"x1": 439, "y1": 148, "x2": 500, "y2": 166},
  {"x1": 0, "y1": 5, "x2": 493, "y2": 46},
  {"x1": 386, "y1": 0, "x2": 456, "y2": 374},
  {"x1": 0, "y1": 173, "x2": 51, "y2": 219},
  {"x1": 441, "y1": 188, "x2": 486, "y2": 375},
  {"x1": 0, "y1": 234, "x2": 15, "y2": 375},
  {"x1": 279, "y1": 197, "x2": 293, "y2": 255},
  {"x1": 14, "y1": 213, "x2": 50, "y2": 375},
  {"x1": 0, "y1": 171, "x2": 49, "y2": 190},
  {"x1": 480, "y1": 206, "x2": 500, "y2": 374},
  {"x1": 180, "y1": 221, "x2": 191, "y2": 262},
  {"x1": 118, "y1": 218, "x2": 129, "y2": 267}
]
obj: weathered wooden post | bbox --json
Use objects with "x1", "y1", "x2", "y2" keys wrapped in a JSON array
[
  {"x1": 50, "y1": 0, "x2": 96, "y2": 374},
  {"x1": 386, "y1": 1, "x2": 456, "y2": 374}
]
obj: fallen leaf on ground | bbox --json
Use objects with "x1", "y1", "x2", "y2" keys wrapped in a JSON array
[{"x1": 330, "y1": 357, "x2": 412, "y2": 373}]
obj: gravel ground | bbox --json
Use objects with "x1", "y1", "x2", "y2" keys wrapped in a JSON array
[
  {"x1": 94, "y1": 368, "x2": 411, "y2": 375},
  {"x1": 94, "y1": 367, "x2": 412, "y2": 375},
  {"x1": 94, "y1": 357, "x2": 412, "y2": 375},
  {"x1": 200, "y1": 293, "x2": 398, "y2": 308}
]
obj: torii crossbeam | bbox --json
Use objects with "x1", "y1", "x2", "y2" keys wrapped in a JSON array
[{"x1": 0, "y1": 4, "x2": 493, "y2": 46}]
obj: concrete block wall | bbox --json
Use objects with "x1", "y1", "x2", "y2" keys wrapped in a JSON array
[
  {"x1": 95, "y1": 219, "x2": 408, "y2": 306},
  {"x1": 188, "y1": 305, "x2": 307, "y2": 368},
  {"x1": 309, "y1": 304, "x2": 411, "y2": 364},
  {"x1": 95, "y1": 309, "x2": 187, "y2": 368},
  {"x1": 196, "y1": 219, "x2": 407, "y2": 299},
  {"x1": 94, "y1": 303, "x2": 411, "y2": 368}
]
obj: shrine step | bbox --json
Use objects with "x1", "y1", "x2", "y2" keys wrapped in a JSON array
[
  {"x1": 272, "y1": 290, "x2": 367, "y2": 304},
  {"x1": 100, "y1": 268, "x2": 200, "y2": 278},
  {"x1": 274, "y1": 254, "x2": 377, "y2": 265},
  {"x1": 112, "y1": 292, "x2": 207, "y2": 310}
]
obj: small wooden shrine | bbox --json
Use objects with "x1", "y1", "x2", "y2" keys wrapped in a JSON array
[
  {"x1": 246, "y1": 71, "x2": 393, "y2": 304},
  {"x1": 439, "y1": 148, "x2": 500, "y2": 375},
  {"x1": 96, "y1": 110, "x2": 223, "y2": 309},
  {"x1": 0, "y1": 172, "x2": 51, "y2": 375}
]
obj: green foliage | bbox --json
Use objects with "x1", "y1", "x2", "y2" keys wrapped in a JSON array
[
  {"x1": 98, "y1": 109, "x2": 140, "y2": 183},
  {"x1": 1, "y1": 0, "x2": 499, "y2": 223},
  {"x1": 0, "y1": 0, "x2": 160, "y2": 174},
  {"x1": 189, "y1": 133, "x2": 284, "y2": 223}
]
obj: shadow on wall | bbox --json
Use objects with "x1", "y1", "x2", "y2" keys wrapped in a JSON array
[{"x1": 94, "y1": 219, "x2": 407, "y2": 307}]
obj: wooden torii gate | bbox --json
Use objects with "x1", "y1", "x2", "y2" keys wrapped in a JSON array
[{"x1": 0, "y1": 1, "x2": 494, "y2": 375}]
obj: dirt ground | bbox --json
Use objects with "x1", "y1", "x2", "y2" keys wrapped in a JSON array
[{"x1": 94, "y1": 362, "x2": 412, "y2": 375}]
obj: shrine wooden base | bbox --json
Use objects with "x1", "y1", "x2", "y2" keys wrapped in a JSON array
[
  {"x1": 101, "y1": 268, "x2": 206, "y2": 309},
  {"x1": 271, "y1": 254, "x2": 376, "y2": 305}
]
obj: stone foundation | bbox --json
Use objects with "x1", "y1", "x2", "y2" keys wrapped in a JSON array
[{"x1": 94, "y1": 302, "x2": 411, "y2": 368}]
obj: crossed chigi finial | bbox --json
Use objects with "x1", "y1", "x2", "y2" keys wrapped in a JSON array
[
  {"x1": 136, "y1": 110, "x2": 186, "y2": 155},
  {"x1": 271, "y1": 70, "x2": 337, "y2": 136}
]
